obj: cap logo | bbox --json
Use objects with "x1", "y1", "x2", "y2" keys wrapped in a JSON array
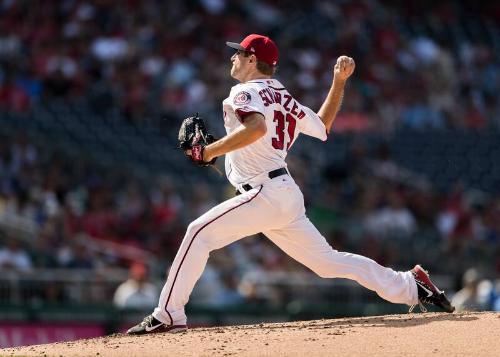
[
  {"x1": 234, "y1": 91, "x2": 251, "y2": 105},
  {"x1": 250, "y1": 47, "x2": 255, "y2": 52}
]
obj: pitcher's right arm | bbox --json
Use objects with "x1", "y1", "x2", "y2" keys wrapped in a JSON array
[{"x1": 317, "y1": 56, "x2": 355, "y2": 134}]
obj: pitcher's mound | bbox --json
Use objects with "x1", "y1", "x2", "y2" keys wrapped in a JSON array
[{"x1": 2, "y1": 312, "x2": 499, "y2": 357}]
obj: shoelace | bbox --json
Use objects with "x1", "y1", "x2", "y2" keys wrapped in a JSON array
[
  {"x1": 141, "y1": 315, "x2": 154, "y2": 326},
  {"x1": 410, "y1": 273, "x2": 432, "y2": 313},
  {"x1": 408, "y1": 300, "x2": 427, "y2": 313},
  {"x1": 409, "y1": 277, "x2": 441, "y2": 313}
]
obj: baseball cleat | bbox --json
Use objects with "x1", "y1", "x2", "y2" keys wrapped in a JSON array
[
  {"x1": 410, "y1": 264, "x2": 455, "y2": 313},
  {"x1": 126, "y1": 314, "x2": 187, "y2": 335}
]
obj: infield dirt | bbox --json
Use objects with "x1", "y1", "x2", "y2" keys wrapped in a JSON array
[{"x1": 2, "y1": 311, "x2": 499, "y2": 357}]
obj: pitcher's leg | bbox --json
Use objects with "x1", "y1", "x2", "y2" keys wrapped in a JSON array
[
  {"x1": 264, "y1": 216, "x2": 418, "y2": 306},
  {"x1": 153, "y1": 187, "x2": 266, "y2": 324},
  {"x1": 152, "y1": 225, "x2": 212, "y2": 324}
]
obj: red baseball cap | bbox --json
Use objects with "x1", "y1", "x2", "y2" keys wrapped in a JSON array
[{"x1": 226, "y1": 34, "x2": 279, "y2": 67}]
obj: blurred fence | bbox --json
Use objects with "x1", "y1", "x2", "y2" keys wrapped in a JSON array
[
  {"x1": 0, "y1": 268, "x2": 127, "y2": 306},
  {"x1": 0, "y1": 268, "x2": 454, "y2": 323}
]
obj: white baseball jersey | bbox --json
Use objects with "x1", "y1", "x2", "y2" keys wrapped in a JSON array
[
  {"x1": 152, "y1": 77, "x2": 418, "y2": 327},
  {"x1": 222, "y1": 79, "x2": 327, "y2": 187}
]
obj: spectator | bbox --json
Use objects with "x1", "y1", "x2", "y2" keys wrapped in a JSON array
[
  {"x1": 364, "y1": 189, "x2": 417, "y2": 239},
  {"x1": 113, "y1": 262, "x2": 159, "y2": 309},
  {"x1": 451, "y1": 268, "x2": 492, "y2": 311},
  {"x1": 60, "y1": 243, "x2": 94, "y2": 269},
  {"x1": 0, "y1": 238, "x2": 33, "y2": 271}
]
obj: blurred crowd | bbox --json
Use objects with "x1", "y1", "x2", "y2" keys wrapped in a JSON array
[
  {"x1": 0, "y1": 0, "x2": 499, "y2": 311},
  {"x1": 0, "y1": 0, "x2": 498, "y2": 130},
  {"x1": 0, "y1": 131, "x2": 499, "y2": 309}
]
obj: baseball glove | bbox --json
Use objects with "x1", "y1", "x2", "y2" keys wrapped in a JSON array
[{"x1": 178, "y1": 114, "x2": 217, "y2": 167}]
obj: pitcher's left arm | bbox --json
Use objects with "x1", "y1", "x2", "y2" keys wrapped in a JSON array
[{"x1": 203, "y1": 113, "x2": 267, "y2": 162}]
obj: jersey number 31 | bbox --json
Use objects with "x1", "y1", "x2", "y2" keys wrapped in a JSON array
[{"x1": 272, "y1": 110, "x2": 296, "y2": 151}]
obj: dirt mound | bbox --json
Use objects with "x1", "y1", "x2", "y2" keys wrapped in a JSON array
[{"x1": 2, "y1": 312, "x2": 499, "y2": 357}]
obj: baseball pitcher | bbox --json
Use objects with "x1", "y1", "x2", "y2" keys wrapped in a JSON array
[{"x1": 128, "y1": 34, "x2": 454, "y2": 335}]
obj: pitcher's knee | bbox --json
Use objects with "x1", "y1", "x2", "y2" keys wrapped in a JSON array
[
  {"x1": 185, "y1": 221, "x2": 216, "y2": 252},
  {"x1": 185, "y1": 221, "x2": 201, "y2": 238}
]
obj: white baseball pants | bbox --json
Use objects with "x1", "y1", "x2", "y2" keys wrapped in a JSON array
[{"x1": 153, "y1": 174, "x2": 418, "y2": 324}]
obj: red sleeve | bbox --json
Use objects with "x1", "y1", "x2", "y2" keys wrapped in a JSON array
[{"x1": 235, "y1": 109, "x2": 262, "y2": 123}]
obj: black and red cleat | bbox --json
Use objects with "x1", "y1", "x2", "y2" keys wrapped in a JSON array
[{"x1": 410, "y1": 265, "x2": 455, "y2": 313}]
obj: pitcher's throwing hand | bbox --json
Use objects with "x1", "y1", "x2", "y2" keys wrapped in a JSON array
[{"x1": 334, "y1": 56, "x2": 355, "y2": 81}]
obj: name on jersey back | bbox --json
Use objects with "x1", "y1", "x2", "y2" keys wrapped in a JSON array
[{"x1": 258, "y1": 87, "x2": 306, "y2": 120}]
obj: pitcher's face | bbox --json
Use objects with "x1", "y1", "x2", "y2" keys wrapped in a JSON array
[{"x1": 230, "y1": 50, "x2": 253, "y2": 81}]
